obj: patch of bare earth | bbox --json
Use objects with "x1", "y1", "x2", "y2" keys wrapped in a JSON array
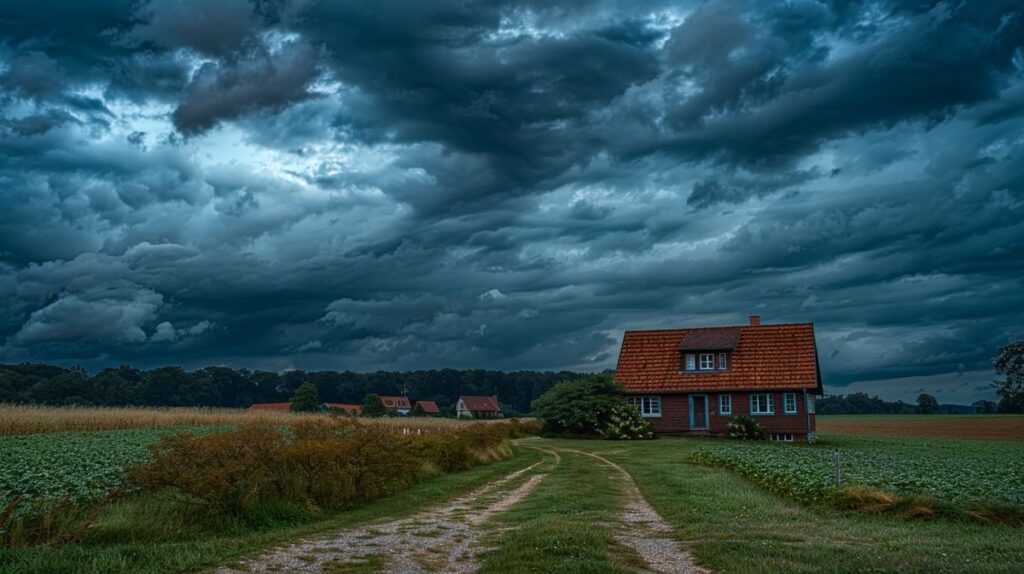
[
  {"x1": 564, "y1": 448, "x2": 709, "y2": 574},
  {"x1": 215, "y1": 462, "x2": 547, "y2": 574}
]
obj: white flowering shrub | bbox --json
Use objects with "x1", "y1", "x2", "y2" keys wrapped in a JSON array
[{"x1": 600, "y1": 403, "x2": 655, "y2": 440}]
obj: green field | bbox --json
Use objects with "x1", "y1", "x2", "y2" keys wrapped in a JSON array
[
  {"x1": 690, "y1": 434, "x2": 1024, "y2": 505},
  {"x1": 0, "y1": 427, "x2": 225, "y2": 515}
]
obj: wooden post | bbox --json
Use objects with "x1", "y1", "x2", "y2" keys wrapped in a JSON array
[{"x1": 833, "y1": 450, "x2": 842, "y2": 487}]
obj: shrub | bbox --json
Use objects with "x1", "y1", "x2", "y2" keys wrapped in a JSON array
[
  {"x1": 726, "y1": 415, "x2": 767, "y2": 440},
  {"x1": 128, "y1": 420, "x2": 527, "y2": 515},
  {"x1": 290, "y1": 382, "x2": 320, "y2": 412},
  {"x1": 601, "y1": 403, "x2": 655, "y2": 440},
  {"x1": 532, "y1": 374, "x2": 654, "y2": 439}
]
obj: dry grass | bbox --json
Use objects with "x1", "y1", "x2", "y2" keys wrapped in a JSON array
[
  {"x1": 817, "y1": 414, "x2": 1024, "y2": 441},
  {"x1": 0, "y1": 404, "x2": 515, "y2": 436}
]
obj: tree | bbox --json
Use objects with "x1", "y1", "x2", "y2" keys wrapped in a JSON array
[
  {"x1": 531, "y1": 373, "x2": 653, "y2": 439},
  {"x1": 972, "y1": 400, "x2": 998, "y2": 414},
  {"x1": 916, "y1": 393, "x2": 939, "y2": 414},
  {"x1": 290, "y1": 382, "x2": 320, "y2": 412},
  {"x1": 361, "y1": 393, "x2": 386, "y2": 417},
  {"x1": 409, "y1": 403, "x2": 426, "y2": 417},
  {"x1": 993, "y1": 335, "x2": 1024, "y2": 413}
]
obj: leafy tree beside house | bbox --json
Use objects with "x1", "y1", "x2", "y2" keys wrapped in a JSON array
[
  {"x1": 531, "y1": 374, "x2": 653, "y2": 439},
  {"x1": 916, "y1": 393, "x2": 940, "y2": 414},
  {"x1": 361, "y1": 393, "x2": 387, "y2": 417},
  {"x1": 993, "y1": 335, "x2": 1024, "y2": 413},
  {"x1": 290, "y1": 382, "x2": 320, "y2": 412}
]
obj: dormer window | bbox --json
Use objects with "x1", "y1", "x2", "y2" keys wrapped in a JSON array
[
  {"x1": 685, "y1": 354, "x2": 696, "y2": 371},
  {"x1": 699, "y1": 353, "x2": 715, "y2": 370},
  {"x1": 718, "y1": 352, "x2": 727, "y2": 370}
]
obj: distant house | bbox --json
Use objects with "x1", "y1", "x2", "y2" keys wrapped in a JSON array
[
  {"x1": 380, "y1": 395, "x2": 412, "y2": 415},
  {"x1": 414, "y1": 400, "x2": 441, "y2": 416},
  {"x1": 615, "y1": 315, "x2": 824, "y2": 442},
  {"x1": 456, "y1": 396, "x2": 502, "y2": 419},
  {"x1": 248, "y1": 402, "x2": 292, "y2": 412},
  {"x1": 325, "y1": 403, "x2": 362, "y2": 415}
]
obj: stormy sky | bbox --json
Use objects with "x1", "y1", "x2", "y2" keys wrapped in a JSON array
[{"x1": 1, "y1": 0, "x2": 1022, "y2": 402}]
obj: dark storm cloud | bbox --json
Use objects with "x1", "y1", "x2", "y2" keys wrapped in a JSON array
[{"x1": 0, "y1": 0, "x2": 1022, "y2": 399}]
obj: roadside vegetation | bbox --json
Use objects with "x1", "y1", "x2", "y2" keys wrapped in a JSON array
[{"x1": 1, "y1": 418, "x2": 538, "y2": 550}]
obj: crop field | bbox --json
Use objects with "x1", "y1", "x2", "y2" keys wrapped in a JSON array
[
  {"x1": 0, "y1": 427, "x2": 224, "y2": 515},
  {"x1": 816, "y1": 414, "x2": 1024, "y2": 441},
  {"x1": 0, "y1": 403, "x2": 490, "y2": 436},
  {"x1": 690, "y1": 434, "x2": 1024, "y2": 506}
]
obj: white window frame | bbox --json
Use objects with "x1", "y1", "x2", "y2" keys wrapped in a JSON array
[
  {"x1": 699, "y1": 353, "x2": 714, "y2": 370},
  {"x1": 784, "y1": 393, "x2": 798, "y2": 414},
  {"x1": 627, "y1": 395, "x2": 662, "y2": 418},
  {"x1": 685, "y1": 354, "x2": 696, "y2": 371},
  {"x1": 718, "y1": 352, "x2": 727, "y2": 370},
  {"x1": 771, "y1": 433, "x2": 794, "y2": 442},
  {"x1": 719, "y1": 394, "x2": 732, "y2": 415},
  {"x1": 749, "y1": 393, "x2": 774, "y2": 415},
  {"x1": 806, "y1": 394, "x2": 816, "y2": 414}
]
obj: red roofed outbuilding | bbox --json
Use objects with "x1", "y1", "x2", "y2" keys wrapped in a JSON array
[
  {"x1": 615, "y1": 316, "x2": 823, "y2": 442},
  {"x1": 414, "y1": 400, "x2": 441, "y2": 416},
  {"x1": 456, "y1": 395, "x2": 502, "y2": 419},
  {"x1": 325, "y1": 403, "x2": 362, "y2": 415}
]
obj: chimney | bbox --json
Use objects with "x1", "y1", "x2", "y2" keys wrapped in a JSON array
[{"x1": 749, "y1": 315, "x2": 761, "y2": 326}]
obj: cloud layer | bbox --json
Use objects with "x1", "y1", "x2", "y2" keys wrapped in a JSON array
[{"x1": 1, "y1": 0, "x2": 1022, "y2": 399}]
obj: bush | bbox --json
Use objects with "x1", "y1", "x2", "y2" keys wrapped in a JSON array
[
  {"x1": 531, "y1": 374, "x2": 653, "y2": 439},
  {"x1": 726, "y1": 415, "x2": 767, "y2": 440},
  {"x1": 601, "y1": 403, "x2": 655, "y2": 440},
  {"x1": 128, "y1": 420, "x2": 528, "y2": 515}
]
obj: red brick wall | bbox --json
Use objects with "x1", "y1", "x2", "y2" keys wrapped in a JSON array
[{"x1": 641, "y1": 390, "x2": 815, "y2": 437}]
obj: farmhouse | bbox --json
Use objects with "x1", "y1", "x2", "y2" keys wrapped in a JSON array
[
  {"x1": 379, "y1": 395, "x2": 412, "y2": 414},
  {"x1": 456, "y1": 395, "x2": 502, "y2": 419},
  {"x1": 615, "y1": 315, "x2": 823, "y2": 442},
  {"x1": 324, "y1": 403, "x2": 362, "y2": 415},
  {"x1": 414, "y1": 400, "x2": 441, "y2": 416}
]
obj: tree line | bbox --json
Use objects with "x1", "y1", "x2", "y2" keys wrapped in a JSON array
[{"x1": 0, "y1": 363, "x2": 582, "y2": 416}]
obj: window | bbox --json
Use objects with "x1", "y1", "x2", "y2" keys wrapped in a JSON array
[
  {"x1": 719, "y1": 394, "x2": 732, "y2": 415},
  {"x1": 750, "y1": 393, "x2": 774, "y2": 415},
  {"x1": 771, "y1": 433, "x2": 794, "y2": 442},
  {"x1": 784, "y1": 393, "x2": 798, "y2": 414},
  {"x1": 806, "y1": 394, "x2": 816, "y2": 414},
  {"x1": 627, "y1": 395, "x2": 662, "y2": 418},
  {"x1": 699, "y1": 353, "x2": 714, "y2": 370},
  {"x1": 718, "y1": 352, "x2": 727, "y2": 370},
  {"x1": 685, "y1": 354, "x2": 696, "y2": 371}
]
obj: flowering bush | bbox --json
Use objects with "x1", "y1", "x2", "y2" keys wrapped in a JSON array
[
  {"x1": 726, "y1": 415, "x2": 767, "y2": 440},
  {"x1": 601, "y1": 403, "x2": 655, "y2": 440}
]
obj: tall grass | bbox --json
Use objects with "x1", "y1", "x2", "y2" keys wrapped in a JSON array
[{"x1": 0, "y1": 404, "x2": 511, "y2": 436}]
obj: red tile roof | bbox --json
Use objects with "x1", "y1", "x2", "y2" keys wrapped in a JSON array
[
  {"x1": 414, "y1": 400, "x2": 441, "y2": 414},
  {"x1": 459, "y1": 395, "x2": 500, "y2": 412},
  {"x1": 677, "y1": 327, "x2": 742, "y2": 350},
  {"x1": 379, "y1": 396, "x2": 412, "y2": 409},
  {"x1": 616, "y1": 323, "x2": 822, "y2": 394},
  {"x1": 248, "y1": 402, "x2": 292, "y2": 411},
  {"x1": 325, "y1": 403, "x2": 362, "y2": 414}
]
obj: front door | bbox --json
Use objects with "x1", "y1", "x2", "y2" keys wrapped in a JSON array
[{"x1": 690, "y1": 394, "x2": 709, "y2": 430}]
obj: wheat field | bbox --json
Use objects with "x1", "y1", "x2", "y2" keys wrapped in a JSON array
[{"x1": 0, "y1": 404, "x2": 501, "y2": 435}]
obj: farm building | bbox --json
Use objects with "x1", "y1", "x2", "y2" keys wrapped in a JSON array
[
  {"x1": 615, "y1": 315, "x2": 823, "y2": 442},
  {"x1": 380, "y1": 395, "x2": 412, "y2": 414},
  {"x1": 325, "y1": 403, "x2": 362, "y2": 415},
  {"x1": 414, "y1": 400, "x2": 441, "y2": 416},
  {"x1": 456, "y1": 395, "x2": 502, "y2": 419}
]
